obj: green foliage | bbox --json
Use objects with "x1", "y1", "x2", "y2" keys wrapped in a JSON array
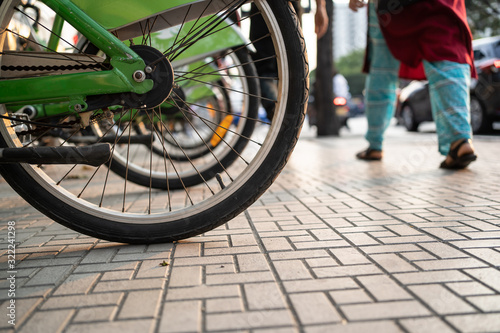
[
  {"x1": 335, "y1": 49, "x2": 365, "y2": 76},
  {"x1": 465, "y1": 0, "x2": 500, "y2": 38},
  {"x1": 335, "y1": 49, "x2": 366, "y2": 96}
]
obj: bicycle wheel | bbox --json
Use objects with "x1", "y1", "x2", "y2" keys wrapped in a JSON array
[
  {"x1": 0, "y1": 0, "x2": 308, "y2": 243},
  {"x1": 101, "y1": 48, "x2": 260, "y2": 189}
]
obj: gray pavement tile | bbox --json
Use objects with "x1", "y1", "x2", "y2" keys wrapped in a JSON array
[{"x1": 2, "y1": 122, "x2": 500, "y2": 332}]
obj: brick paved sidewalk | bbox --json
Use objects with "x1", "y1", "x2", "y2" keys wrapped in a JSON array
[{"x1": 1, "y1": 119, "x2": 500, "y2": 333}]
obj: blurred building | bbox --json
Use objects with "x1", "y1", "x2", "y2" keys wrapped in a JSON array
[{"x1": 332, "y1": 2, "x2": 367, "y2": 60}]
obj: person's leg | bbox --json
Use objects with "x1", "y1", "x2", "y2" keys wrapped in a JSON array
[
  {"x1": 423, "y1": 60, "x2": 476, "y2": 168},
  {"x1": 359, "y1": 2, "x2": 400, "y2": 158}
]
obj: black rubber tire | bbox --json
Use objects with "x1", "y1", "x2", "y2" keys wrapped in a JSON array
[
  {"x1": 470, "y1": 95, "x2": 491, "y2": 134},
  {"x1": 401, "y1": 103, "x2": 419, "y2": 132},
  {"x1": 0, "y1": 0, "x2": 308, "y2": 243}
]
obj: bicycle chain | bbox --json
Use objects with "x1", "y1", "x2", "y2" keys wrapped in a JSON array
[
  {"x1": 6, "y1": 62, "x2": 112, "y2": 136},
  {"x1": 15, "y1": 112, "x2": 109, "y2": 136},
  {"x1": 1, "y1": 63, "x2": 104, "y2": 73}
]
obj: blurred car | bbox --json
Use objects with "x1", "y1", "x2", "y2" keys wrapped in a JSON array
[
  {"x1": 396, "y1": 35, "x2": 500, "y2": 134},
  {"x1": 307, "y1": 94, "x2": 365, "y2": 129}
]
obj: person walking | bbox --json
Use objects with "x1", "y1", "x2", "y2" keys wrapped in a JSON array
[{"x1": 350, "y1": 0, "x2": 477, "y2": 169}]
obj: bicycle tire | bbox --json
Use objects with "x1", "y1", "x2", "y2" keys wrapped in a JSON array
[{"x1": 0, "y1": 0, "x2": 308, "y2": 243}]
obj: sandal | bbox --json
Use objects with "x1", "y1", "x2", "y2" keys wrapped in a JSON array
[
  {"x1": 440, "y1": 139, "x2": 477, "y2": 169},
  {"x1": 356, "y1": 148, "x2": 382, "y2": 161}
]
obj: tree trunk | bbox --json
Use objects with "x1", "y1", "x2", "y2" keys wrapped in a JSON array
[{"x1": 315, "y1": 0, "x2": 339, "y2": 136}]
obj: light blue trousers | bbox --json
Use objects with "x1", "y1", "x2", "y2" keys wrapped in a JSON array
[{"x1": 365, "y1": 2, "x2": 472, "y2": 156}]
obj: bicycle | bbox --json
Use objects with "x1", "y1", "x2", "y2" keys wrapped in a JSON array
[{"x1": 0, "y1": 0, "x2": 309, "y2": 243}]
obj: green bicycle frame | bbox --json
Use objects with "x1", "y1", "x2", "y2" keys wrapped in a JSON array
[
  {"x1": 0, "y1": 0, "x2": 155, "y2": 109},
  {"x1": 0, "y1": 0, "x2": 245, "y2": 111}
]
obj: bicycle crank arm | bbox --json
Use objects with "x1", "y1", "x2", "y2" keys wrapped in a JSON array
[
  {"x1": 0, "y1": 143, "x2": 111, "y2": 166},
  {"x1": 68, "y1": 135, "x2": 154, "y2": 145}
]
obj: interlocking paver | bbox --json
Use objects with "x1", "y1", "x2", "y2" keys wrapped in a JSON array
[
  {"x1": 290, "y1": 292, "x2": 342, "y2": 325},
  {"x1": 341, "y1": 300, "x2": 431, "y2": 320},
  {"x1": 205, "y1": 310, "x2": 294, "y2": 331},
  {"x1": 244, "y1": 282, "x2": 287, "y2": 310},
  {"x1": 409, "y1": 284, "x2": 475, "y2": 315},
  {"x1": 2, "y1": 121, "x2": 500, "y2": 332},
  {"x1": 446, "y1": 313, "x2": 500, "y2": 333},
  {"x1": 66, "y1": 319, "x2": 155, "y2": 333},
  {"x1": 357, "y1": 275, "x2": 411, "y2": 301},
  {"x1": 400, "y1": 317, "x2": 456, "y2": 333},
  {"x1": 18, "y1": 309, "x2": 73, "y2": 333},
  {"x1": 73, "y1": 306, "x2": 116, "y2": 323},
  {"x1": 119, "y1": 290, "x2": 162, "y2": 319}
]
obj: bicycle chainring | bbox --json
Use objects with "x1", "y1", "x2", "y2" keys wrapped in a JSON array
[{"x1": 86, "y1": 45, "x2": 174, "y2": 111}]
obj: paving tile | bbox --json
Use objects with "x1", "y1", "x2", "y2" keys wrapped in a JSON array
[
  {"x1": 230, "y1": 234, "x2": 257, "y2": 247},
  {"x1": 41, "y1": 293, "x2": 124, "y2": 310},
  {"x1": 18, "y1": 309, "x2": 73, "y2": 333},
  {"x1": 173, "y1": 242, "x2": 201, "y2": 257},
  {"x1": 236, "y1": 254, "x2": 269, "y2": 272},
  {"x1": 101, "y1": 270, "x2": 135, "y2": 281},
  {"x1": 464, "y1": 268, "x2": 500, "y2": 293},
  {"x1": 169, "y1": 266, "x2": 202, "y2": 287},
  {"x1": 273, "y1": 260, "x2": 312, "y2": 280},
  {"x1": 329, "y1": 289, "x2": 372, "y2": 305},
  {"x1": 446, "y1": 314, "x2": 500, "y2": 333},
  {"x1": 173, "y1": 255, "x2": 233, "y2": 267},
  {"x1": 206, "y1": 298, "x2": 244, "y2": 313},
  {"x1": 73, "y1": 306, "x2": 117, "y2": 322},
  {"x1": 119, "y1": 290, "x2": 162, "y2": 319},
  {"x1": 467, "y1": 295, "x2": 500, "y2": 312},
  {"x1": 80, "y1": 247, "x2": 117, "y2": 264},
  {"x1": 414, "y1": 258, "x2": 488, "y2": 270},
  {"x1": 465, "y1": 248, "x2": 500, "y2": 266},
  {"x1": 24, "y1": 265, "x2": 73, "y2": 286},
  {"x1": 73, "y1": 262, "x2": 139, "y2": 273},
  {"x1": 92, "y1": 279, "x2": 165, "y2": 293},
  {"x1": 205, "y1": 310, "x2": 294, "y2": 331},
  {"x1": 0, "y1": 297, "x2": 43, "y2": 328},
  {"x1": 304, "y1": 321, "x2": 403, "y2": 333},
  {"x1": 206, "y1": 271, "x2": 275, "y2": 285},
  {"x1": 305, "y1": 257, "x2": 338, "y2": 268},
  {"x1": 290, "y1": 293, "x2": 341, "y2": 325},
  {"x1": 341, "y1": 300, "x2": 431, "y2": 321},
  {"x1": 269, "y1": 250, "x2": 330, "y2": 261},
  {"x1": 65, "y1": 319, "x2": 154, "y2": 333},
  {"x1": 165, "y1": 285, "x2": 240, "y2": 301},
  {"x1": 446, "y1": 281, "x2": 496, "y2": 296},
  {"x1": 400, "y1": 251, "x2": 436, "y2": 261},
  {"x1": 357, "y1": 275, "x2": 411, "y2": 301},
  {"x1": 3, "y1": 126, "x2": 500, "y2": 333},
  {"x1": 313, "y1": 264, "x2": 383, "y2": 278},
  {"x1": 244, "y1": 283, "x2": 286, "y2": 310},
  {"x1": 369, "y1": 253, "x2": 418, "y2": 273},
  {"x1": 400, "y1": 317, "x2": 455, "y2": 333},
  {"x1": 409, "y1": 284, "x2": 475, "y2": 315},
  {"x1": 342, "y1": 233, "x2": 380, "y2": 246},
  {"x1": 206, "y1": 263, "x2": 236, "y2": 274},
  {"x1": 261, "y1": 237, "x2": 293, "y2": 252},
  {"x1": 360, "y1": 244, "x2": 421, "y2": 254},
  {"x1": 283, "y1": 277, "x2": 357, "y2": 293},
  {"x1": 204, "y1": 246, "x2": 261, "y2": 256},
  {"x1": 394, "y1": 271, "x2": 472, "y2": 285},
  {"x1": 53, "y1": 273, "x2": 99, "y2": 295},
  {"x1": 330, "y1": 248, "x2": 370, "y2": 265}
]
